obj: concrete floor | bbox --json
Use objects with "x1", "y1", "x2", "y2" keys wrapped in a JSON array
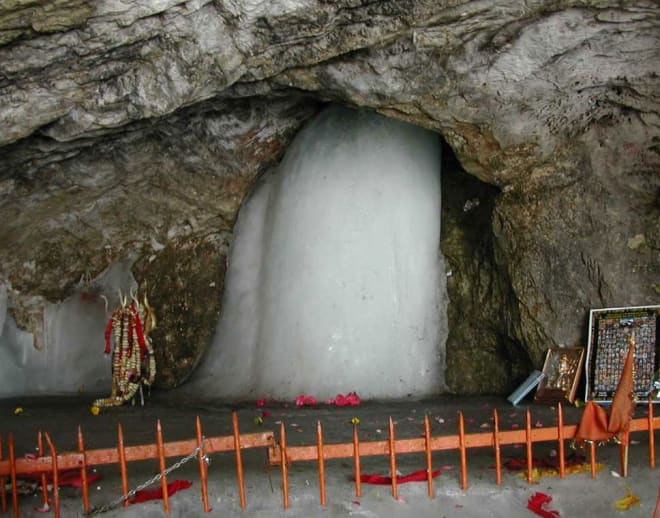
[{"x1": 1, "y1": 394, "x2": 658, "y2": 517}]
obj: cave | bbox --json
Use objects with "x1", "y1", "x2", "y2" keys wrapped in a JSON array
[{"x1": 0, "y1": 2, "x2": 658, "y2": 402}]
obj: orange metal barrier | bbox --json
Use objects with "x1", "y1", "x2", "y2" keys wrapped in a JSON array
[{"x1": 0, "y1": 404, "x2": 658, "y2": 516}]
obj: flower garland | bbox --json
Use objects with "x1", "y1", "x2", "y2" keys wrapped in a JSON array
[{"x1": 93, "y1": 291, "x2": 157, "y2": 409}]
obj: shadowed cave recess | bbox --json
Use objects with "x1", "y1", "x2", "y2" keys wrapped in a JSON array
[{"x1": 0, "y1": 0, "x2": 658, "y2": 402}]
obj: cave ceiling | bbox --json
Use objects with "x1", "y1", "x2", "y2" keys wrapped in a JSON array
[{"x1": 0, "y1": 0, "x2": 658, "y2": 392}]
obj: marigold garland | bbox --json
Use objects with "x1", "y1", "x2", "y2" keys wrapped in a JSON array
[{"x1": 93, "y1": 291, "x2": 157, "y2": 408}]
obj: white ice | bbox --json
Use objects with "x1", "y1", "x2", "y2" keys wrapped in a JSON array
[
  {"x1": 190, "y1": 105, "x2": 448, "y2": 400},
  {"x1": 0, "y1": 258, "x2": 137, "y2": 397}
]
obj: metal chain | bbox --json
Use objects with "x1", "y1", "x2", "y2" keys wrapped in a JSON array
[{"x1": 85, "y1": 439, "x2": 207, "y2": 516}]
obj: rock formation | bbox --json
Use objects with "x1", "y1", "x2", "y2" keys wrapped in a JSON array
[{"x1": 0, "y1": 1, "x2": 658, "y2": 394}]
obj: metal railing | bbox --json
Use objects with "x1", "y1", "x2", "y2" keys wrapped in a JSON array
[{"x1": 0, "y1": 403, "x2": 658, "y2": 516}]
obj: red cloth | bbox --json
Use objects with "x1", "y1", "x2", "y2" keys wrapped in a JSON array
[
  {"x1": 130, "y1": 480, "x2": 192, "y2": 503},
  {"x1": 527, "y1": 492, "x2": 560, "y2": 518},
  {"x1": 20, "y1": 467, "x2": 102, "y2": 488},
  {"x1": 360, "y1": 469, "x2": 442, "y2": 485}
]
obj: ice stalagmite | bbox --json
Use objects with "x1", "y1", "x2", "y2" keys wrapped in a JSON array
[{"x1": 191, "y1": 106, "x2": 448, "y2": 400}]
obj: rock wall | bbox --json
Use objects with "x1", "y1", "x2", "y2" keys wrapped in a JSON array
[{"x1": 0, "y1": 1, "x2": 658, "y2": 394}]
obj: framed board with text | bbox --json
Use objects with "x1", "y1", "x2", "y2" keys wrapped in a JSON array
[{"x1": 585, "y1": 305, "x2": 660, "y2": 403}]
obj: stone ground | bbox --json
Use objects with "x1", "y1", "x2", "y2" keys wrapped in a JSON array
[{"x1": 1, "y1": 394, "x2": 658, "y2": 517}]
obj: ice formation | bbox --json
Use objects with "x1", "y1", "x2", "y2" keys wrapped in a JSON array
[
  {"x1": 0, "y1": 259, "x2": 137, "y2": 397},
  {"x1": 191, "y1": 106, "x2": 448, "y2": 400}
]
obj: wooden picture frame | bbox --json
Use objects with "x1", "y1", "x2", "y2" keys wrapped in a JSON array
[{"x1": 534, "y1": 347, "x2": 585, "y2": 404}]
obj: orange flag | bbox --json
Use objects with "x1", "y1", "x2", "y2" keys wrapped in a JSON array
[
  {"x1": 608, "y1": 340, "x2": 636, "y2": 444},
  {"x1": 574, "y1": 400, "x2": 615, "y2": 444},
  {"x1": 574, "y1": 337, "x2": 636, "y2": 445}
]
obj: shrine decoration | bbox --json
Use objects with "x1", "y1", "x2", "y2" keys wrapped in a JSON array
[{"x1": 93, "y1": 289, "x2": 157, "y2": 409}]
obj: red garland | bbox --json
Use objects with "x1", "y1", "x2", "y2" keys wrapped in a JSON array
[
  {"x1": 132, "y1": 310, "x2": 148, "y2": 356},
  {"x1": 128, "y1": 314, "x2": 135, "y2": 357},
  {"x1": 104, "y1": 318, "x2": 114, "y2": 354}
]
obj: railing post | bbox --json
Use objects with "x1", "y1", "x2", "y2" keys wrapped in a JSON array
[
  {"x1": 37, "y1": 432, "x2": 50, "y2": 511},
  {"x1": 117, "y1": 424, "x2": 130, "y2": 508},
  {"x1": 317, "y1": 421, "x2": 326, "y2": 506},
  {"x1": 620, "y1": 430, "x2": 630, "y2": 477},
  {"x1": 424, "y1": 415, "x2": 434, "y2": 498},
  {"x1": 352, "y1": 422, "x2": 362, "y2": 498},
  {"x1": 649, "y1": 400, "x2": 655, "y2": 469},
  {"x1": 525, "y1": 409, "x2": 533, "y2": 483},
  {"x1": 0, "y1": 435, "x2": 6, "y2": 513},
  {"x1": 155, "y1": 420, "x2": 170, "y2": 514},
  {"x1": 557, "y1": 403, "x2": 566, "y2": 479},
  {"x1": 458, "y1": 412, "x2": 468, "y2": 490},
  {"x1": 280, "y1": 422, "x2": 290, "y2": 509},
  {"x1": 388, "y1": 417, "x2": 398, "y2": 500},
  {"x1": 44, "y1": 433, "x2": 60, "y2": 518},
  {"x1": 195, "y1": 416, "x2": 210, "y2": 512},
  {"x1": 8, "y1": 434, "x2": 18, "y2": 518},
  {"x1": 589, "y1": 442, "x2": 598, "y2": 478},
  {"x1": 232, "y1": 412, "x2": 247, "y2": 509},
  {"x1": 77, "y1": 427, "x2": 90, "y2": 513},
  {"x1": 493, "y1": 409, "x2": 502, "y2": 485}
]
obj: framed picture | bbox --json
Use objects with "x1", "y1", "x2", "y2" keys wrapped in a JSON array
[
  {"x1": 534, "y1": 347, "x2": 585, "y2": 404},
  {"x1": 585, "y1": 305, "x2": 660, "y2": 403}
]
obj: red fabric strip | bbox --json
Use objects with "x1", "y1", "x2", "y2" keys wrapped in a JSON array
[
  {"x1": 360, "y1": 469, "x2": 442, "y2": 485},
  {"x1": 130, "y1": 480, "x2": 193, "y2": 503}
]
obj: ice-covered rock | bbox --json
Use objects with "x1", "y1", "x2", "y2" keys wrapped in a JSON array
[
  {"x1": 191, "y1": 106, "x2": 447, "y2": 400},
  {"x1": 0, "y1": 259, "x2": 137, "y2": 397}
]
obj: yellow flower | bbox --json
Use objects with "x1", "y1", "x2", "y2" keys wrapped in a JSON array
[
  {"x1": 615, "y1": 489, "x2": 640, "y2": 511},
  {"x1": 90, "y1": 406, "x2": 101, "y2": 416},
  {"x1": 254, "y1": 416, "x2": 264, "y2": 425},
  {"x1": 13, "y1": 407, "x2": 24, "y2": 415},
  {"x1": 350, "y1": 417, "x2": 361, "y2": 425}
]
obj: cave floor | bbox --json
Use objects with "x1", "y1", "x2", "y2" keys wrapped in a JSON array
[{"x1": 1, "y1": 394, "x2": 658, "y2": 517}]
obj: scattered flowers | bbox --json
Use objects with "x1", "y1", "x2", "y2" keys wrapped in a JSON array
[
  {"x1": 351, "y1": 417, "x2": 361, "y2": 425},
  {"x1": 13, "y1": 407, "x2": 24, "y2": 416},
  {"x1": 326, "y1": 392, "x2": 361, "y2": 406},
  {"x1": 295, "y1": 395, "x2": 318, "y2": 407},
  {"x1": 614, "y1": 489, "x2": 640, "y2": 511},
  {"x1": 256, "y1": 399, "x2": 267, "y2": 407},
  {"x1": 90, "y1": 406, "x2": 101, "y2": 416}
]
